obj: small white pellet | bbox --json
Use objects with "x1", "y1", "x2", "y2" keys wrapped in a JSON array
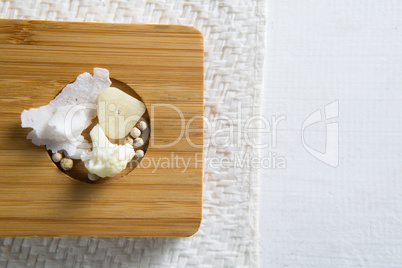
[
  {"x1": 133, "y1": 137, "x2": 144, "y2": 148},
  {"x1": 52, "y1": 152, "x2": 62, "y2": 162},
  {"x1": 124, "y1": 136, "x2": 134, "y2": 146},
  {"x1": 88, "y1": 173, "x2": 99, "y2": 181},
  {"x1": 130, "y1": 127, "x2": 141, "y2": 138},
  {"x1": 137, "y1": 121, "x2": 147, "y2": 131},
  {"x1": 135, "y1": 149, "x2": 144, "y2": 159},
  {"x1": 60, "y1": 158, "x2": 73, "y2": 171}
]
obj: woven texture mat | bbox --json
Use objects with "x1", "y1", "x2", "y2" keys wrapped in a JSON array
[{"x1": 0, "y1": 1, "x2": 265, "y2": 267}]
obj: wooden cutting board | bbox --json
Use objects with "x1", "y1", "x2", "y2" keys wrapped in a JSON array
[{"x1": 0, "y1": 19, "x2": 203, "y2": 236}]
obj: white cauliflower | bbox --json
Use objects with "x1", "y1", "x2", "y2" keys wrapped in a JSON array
[{"x1": 81, "y1": 124, "x2": 135, "y2": 178}]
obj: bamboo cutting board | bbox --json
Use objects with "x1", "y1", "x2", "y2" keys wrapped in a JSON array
[{"x1": 0, "y1": 19, "x2": 203, "y2": 236}]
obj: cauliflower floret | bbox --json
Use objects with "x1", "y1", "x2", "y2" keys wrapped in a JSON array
[{"x1": 81, "y1": 124, "x2": 135, "y2": 178}]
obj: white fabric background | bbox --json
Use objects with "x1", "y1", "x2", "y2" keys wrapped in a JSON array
[
  {"x1": 0, "y1": 0, "x2": 265, "y2": 267},
  {"x1": 260, "y1": 1, "x2": 402, "y2": 267}
]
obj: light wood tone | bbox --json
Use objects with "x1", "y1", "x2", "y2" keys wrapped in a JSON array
[{"x1": 0, "y1": 19, "x2": 203, "y2": 236}]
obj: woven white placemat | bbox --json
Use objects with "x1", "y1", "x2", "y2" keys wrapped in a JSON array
[{"x1": 0, "y1": 1, "x2": 265, "y2": 267}]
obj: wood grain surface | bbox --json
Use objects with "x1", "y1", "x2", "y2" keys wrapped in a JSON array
[{"x1": 0, "y1": 19, "x2": 203, "y2": 236}]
